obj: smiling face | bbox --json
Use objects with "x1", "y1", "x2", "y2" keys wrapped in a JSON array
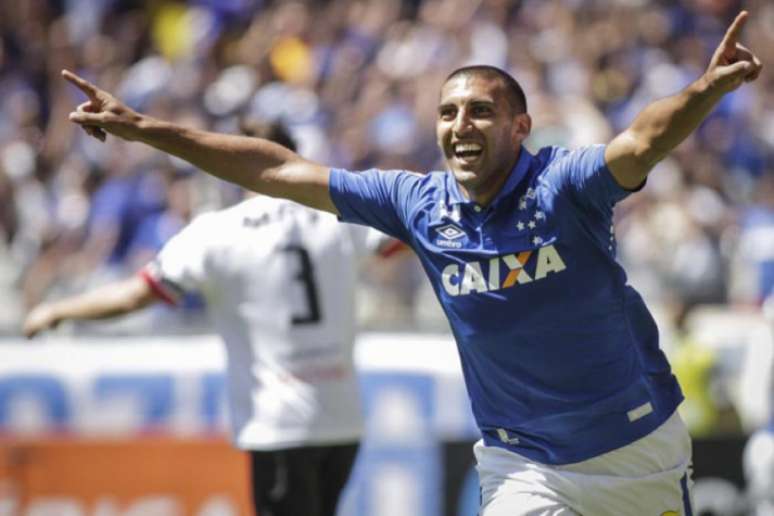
[{"x1": 436, "y1": 73, "x2": 531, "y2": 205}]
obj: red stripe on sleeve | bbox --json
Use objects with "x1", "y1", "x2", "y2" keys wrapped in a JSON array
[
  {"x1": 378, "y1": 239, "x2": 409, "y2": 258},
  {"x1": 138, "y1": 269, "x2": 179, "y2": 306}
]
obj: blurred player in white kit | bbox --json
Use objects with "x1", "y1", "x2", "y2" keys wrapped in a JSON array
[
  {"x1": 744, "y1": 294, "x2": 774, "y2": 516},
  {"x1": 23, "y1": 122, "x2": 390, "y2": 516}
]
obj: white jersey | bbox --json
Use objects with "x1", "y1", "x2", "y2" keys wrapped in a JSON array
[{"x1": 142, "y1": 196, "x2": 378, "y2": 450}]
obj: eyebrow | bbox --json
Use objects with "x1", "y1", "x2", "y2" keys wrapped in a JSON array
[
  {"x1": 469, "y1": 100, "x2": 495, "y2": 108},
  {"x1": 437, "y1": 98, "x2": 496, "y2": 112}
]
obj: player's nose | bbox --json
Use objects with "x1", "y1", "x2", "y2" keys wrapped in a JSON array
[{"x1": 451, "y1": 110, "x2": 474, "y2": 136}]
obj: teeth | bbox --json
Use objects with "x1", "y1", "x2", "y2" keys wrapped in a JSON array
[{"x1": 454, "y1": 143, "x2": 482, "y2": 153}]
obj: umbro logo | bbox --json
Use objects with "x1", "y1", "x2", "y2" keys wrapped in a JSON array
[
  {"x1": 436, "y1": 224, "x2": 465, "y2": 240},
  {"x1": 435, "y1": 224, "x2": 465, "y2": 248}
]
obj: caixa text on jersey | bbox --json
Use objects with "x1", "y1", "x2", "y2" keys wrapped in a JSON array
[{"x1": 441, "y1": 244, "x2": 567, "y2": 296}]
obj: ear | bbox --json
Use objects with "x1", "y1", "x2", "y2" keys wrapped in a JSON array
[{"x1": 512, "y1": 113, "x2": 532, "y2": 143}]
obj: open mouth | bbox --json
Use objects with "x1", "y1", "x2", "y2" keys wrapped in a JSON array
[{"x1": 453, "y1": 142, "x2": 483, "y2": 163}]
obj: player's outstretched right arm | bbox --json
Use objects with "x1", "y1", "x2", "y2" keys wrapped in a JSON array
[
  {"x1": 22, "y1": 276, "x2": 157, "y2": 338},
  {"x1": 62, "y1": 70, "x2": 336, "y2": 214}
]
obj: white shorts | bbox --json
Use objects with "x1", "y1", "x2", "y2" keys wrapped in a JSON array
[{"x1": 475, "y1": 411, "x2": 693, "y2": 516}]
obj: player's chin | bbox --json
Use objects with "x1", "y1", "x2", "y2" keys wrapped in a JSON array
[
  {"x1": 450, "y1": 167, "x2": 482, "y2": 187},
  {"x1": 451, "y1": 156, "x2": 485, "y2": 175}
]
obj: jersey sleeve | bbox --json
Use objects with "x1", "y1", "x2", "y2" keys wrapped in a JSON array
[
  {"x1": 549, "y1": 144, "x2": 639, "y2": 219},
  {"x1": 139, "y1": 214, "x2": 213, "y2": 304},
  {"x1": 328, "y1": 168, "x2": 423, "y2": 244}
]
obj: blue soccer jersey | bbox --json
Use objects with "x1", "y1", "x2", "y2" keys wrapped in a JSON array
[{"x1": 329, "y1": 145, "x2": 683, "y2": 465}]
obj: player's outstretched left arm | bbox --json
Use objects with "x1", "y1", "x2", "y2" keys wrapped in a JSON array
[
  {"x1": 22, "y1": 276, "x2": 157, "y2": 338},
  {"x1": 62, "y1": 70, "x2": 336, "y2": 214},
  {"x1": 605, "y1": 11, "x2": 762, "y2": 190}
]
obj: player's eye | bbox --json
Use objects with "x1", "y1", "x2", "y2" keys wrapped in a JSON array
[
  {"x1": 439, "y1": 107, "x2": 457, "y2": 120},
  {"x1": 472, "y1": 105, "x2": 493, "y2": 117}
]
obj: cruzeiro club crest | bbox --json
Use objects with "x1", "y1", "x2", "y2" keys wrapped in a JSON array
[{"x1": 435, "y1": 223, "x2": 465, "y2": 248}]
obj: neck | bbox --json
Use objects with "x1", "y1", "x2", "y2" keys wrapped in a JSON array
[{"x1": 459, "y1": 147, "x2": 521, "y2": 207}]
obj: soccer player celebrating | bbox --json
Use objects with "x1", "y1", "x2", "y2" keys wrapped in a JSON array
[
  {"x1": 24, "y1": 122, "x2": 385, "y2": 516},
  {"x1": 53, "y1": 11, "x2": 761, "y2": 516}
]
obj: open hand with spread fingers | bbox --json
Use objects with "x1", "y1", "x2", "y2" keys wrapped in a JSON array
[
  {"x1": 704, "y1": 11, "x2": 763, "y2": 94},
  {"x1": 62, "y1": 69, "x2": 143, "y2": 142}
]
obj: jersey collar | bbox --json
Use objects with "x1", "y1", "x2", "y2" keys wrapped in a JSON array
[{"x1": 445, "y1": 147, "x2": 533, "y2": 208}]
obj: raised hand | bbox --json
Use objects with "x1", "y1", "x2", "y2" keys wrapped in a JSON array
[
  {"x1": 62, "y1": 69, "x2": 142, "y2": 142},
  {"x1": 705, "y1": 11, "x2": 763, "y2": 94}
]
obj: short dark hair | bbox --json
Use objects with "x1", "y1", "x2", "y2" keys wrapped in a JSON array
[
  {"x1": 239, "y1": 118, "x2": 297, "y2": 152},
  {"x1": 444, "y1": 65, "x2": 527, "y2": 114}
]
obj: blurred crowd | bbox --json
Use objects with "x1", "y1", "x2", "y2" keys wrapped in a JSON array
[{"x1": 0, "y1": 0, "x2": 772, "y2": 339}]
